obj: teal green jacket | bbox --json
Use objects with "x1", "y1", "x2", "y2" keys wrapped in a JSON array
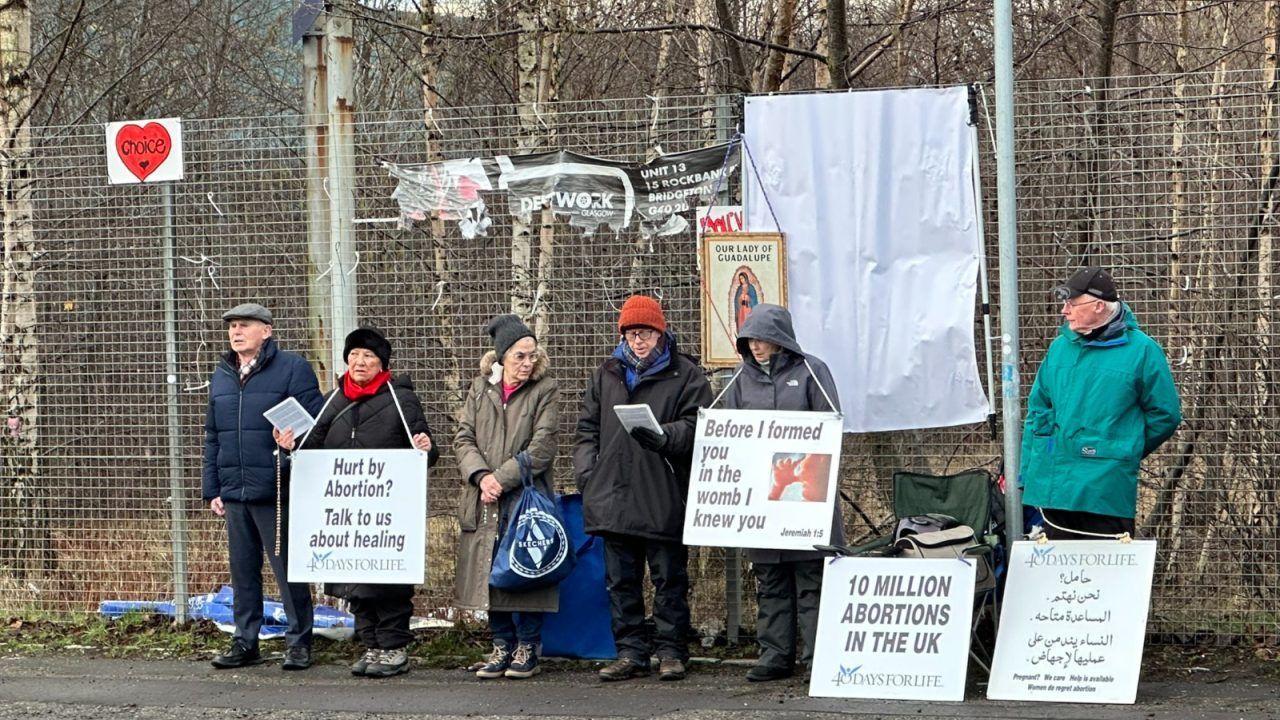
[{"x1": 1020, "y1": 305, "x2": 1182, "y2": 518}]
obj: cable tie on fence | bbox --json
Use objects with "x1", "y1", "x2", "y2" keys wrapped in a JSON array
[
  {"x1": 352, "y1": 216, "x2": 401, "y2": 224},
  {"x1": 179, "y1": 254, "x2": 220, "y2": 267},
  {"x1": 316, "y1": 258, "x2": 335, "y2": 280},
  {"x1": 1177, "y1": 347, "x2": 1190, "y2": 366},
  {"x1": 183, "y1": 381, "x2": 210, "y2": 392},
  {"x1": 345, "y1": 251, "x2": 360, "y2": 276},
  {"x1": 1184, "y1": 276, "x2": 1191, "y2": 291},
  {"x1": 428, "y1": 281, "x2": 446, "y2": 312},
  {"x1": 529, "y1": 286, "x2": 544, "y2": 318},
  {"x1": 207, "y1": 192, "x2": 224, "y2": 217},
  {"x1": 323, "y1": 177, "x2": 331, "y2": 200}
]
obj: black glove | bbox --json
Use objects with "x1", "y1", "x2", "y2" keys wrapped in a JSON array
[{"x1": 629, "y1": 426, "x2": 668, "y2": 452}]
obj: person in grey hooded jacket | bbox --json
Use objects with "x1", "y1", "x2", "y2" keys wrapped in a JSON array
[{"x1": 721, "y1": 304, "x2": 843, "y2": 682}]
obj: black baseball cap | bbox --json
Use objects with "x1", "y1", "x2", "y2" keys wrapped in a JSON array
[{"x1": 1053, "y1": 267, "x2": 1118, "y2": 303}]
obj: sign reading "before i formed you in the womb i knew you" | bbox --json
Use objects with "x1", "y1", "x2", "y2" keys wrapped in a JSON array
[{"x1": 682, "y1": 409, "x2": 842, "y2": 550}]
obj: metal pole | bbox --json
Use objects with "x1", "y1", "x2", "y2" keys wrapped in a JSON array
[
  {"x1": 970, "y1": 123, "x2": 997, "y2": 438},
  {"x1": 994, "y1": 0, "x2": 1023, "y2": 547},
  {"x1": 161, "y1": 183, "x2": 188, "y2": 623},
  {"x1": 714, "y1": 93, "x2": 743, "y2": 646},
  {"x1": 303, "y1": 19, "x2": 334, "y2": 391},
  {"x1": 325, "y1": 12, "x2": 358, "y2": 366}
]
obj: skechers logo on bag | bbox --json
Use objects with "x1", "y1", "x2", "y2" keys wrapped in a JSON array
[
  {"x1": 1081, "y1": 446, "x2": 1097, "y2": 457},
  {"x1": 508, "y1": 508, "x2": 571, "y2": 578}
]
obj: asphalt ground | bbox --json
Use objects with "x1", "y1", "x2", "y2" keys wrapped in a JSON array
[{"x1": 2, "y1": 654, "x2": 1278, "y2": 720}]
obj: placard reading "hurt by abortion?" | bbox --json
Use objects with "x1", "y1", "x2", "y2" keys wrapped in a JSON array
[{"x1": 288, "y1": 449, "x2": 428, "y2": 584}]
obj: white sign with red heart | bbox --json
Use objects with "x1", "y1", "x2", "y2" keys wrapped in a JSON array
[{"x1": 104, "y1": 117, "x2": 184, "y2": 184}]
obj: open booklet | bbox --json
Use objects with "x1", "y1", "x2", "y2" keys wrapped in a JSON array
[
  {"x1": 263, "y1": 396, "x2": 316, "y2": 438},
  {"x1": 613, "y1": 403, "x2": 664, "y2": 435}
]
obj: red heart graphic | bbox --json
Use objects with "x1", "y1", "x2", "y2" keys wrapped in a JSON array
[{"x1": 114, "y1": 122, "x2": 172, "y2": 181}]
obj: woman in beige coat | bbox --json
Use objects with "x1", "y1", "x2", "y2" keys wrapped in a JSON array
[{"x1": 454, "y1": 314, "x2": 560, "y2": 680}]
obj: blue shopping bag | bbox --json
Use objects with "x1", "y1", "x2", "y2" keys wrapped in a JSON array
[
  {"x1": 541, "y1": 493, "x2": 617, "y2": 659},
  {"x1": 489, "y1": 453, "x2": 576, "y2": 591}
]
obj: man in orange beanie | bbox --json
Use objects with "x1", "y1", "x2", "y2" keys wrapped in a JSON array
[{"x1": 574, "y1": 295, "x2": 711, "y2": 682}]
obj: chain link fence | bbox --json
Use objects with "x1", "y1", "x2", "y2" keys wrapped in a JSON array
[{"x1": 0, "y1": 69, "x2": 1271, "y2": 641}]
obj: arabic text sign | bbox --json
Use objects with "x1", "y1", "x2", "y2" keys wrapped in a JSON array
[
  {"x1": 809, "y1": 557, "x2": 975, "y2": 701},
  {"x1": 682, "y1": 409, "x2": 841, "y2": 549},
  {"x1": 287, "y1": 449, "x2": 428, "y2": 584},
  {"x1": 988, "y1": 540, "x2": 1157, "y2": 704}
]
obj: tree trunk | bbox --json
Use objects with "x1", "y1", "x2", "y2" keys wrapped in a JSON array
[
  {"x1": 0, "y1": 0, "x2": 51, "y2": 580},
  {"x1": 846, "y1": 0, "x2": 915, "y2": 83},
  {"x1": 825, "y1": 0, "x2": 849, "y2": 89},
  {"x1": 715, "y1": 0, "x2": 749, "y2": 92},
  {"x1": 512, "y1": 0, "x2": 558, "y2": 335},
  {"x1": 419, "y1": 0, "x2": 466, "y2": 408},
  {"x1": 761, "y1": 0, "x2": 796, "y2": 92}
]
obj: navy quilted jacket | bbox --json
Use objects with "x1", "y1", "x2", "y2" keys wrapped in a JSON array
[{"x1": 201, "y1": 337, "x2": 323, "y2": 503}]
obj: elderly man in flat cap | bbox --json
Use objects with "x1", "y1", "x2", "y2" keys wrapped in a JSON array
[{"x1": 202, "y1": 303, "x2": 323, "y2": 670}]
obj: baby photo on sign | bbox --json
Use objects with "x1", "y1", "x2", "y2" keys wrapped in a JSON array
[{"x1": 768, "y1": 453, "x2": 832, "y2": 502}]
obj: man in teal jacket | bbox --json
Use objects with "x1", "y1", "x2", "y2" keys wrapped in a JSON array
[{"x1": 1021, "y1": 267, "x2": 1182, "y2": 540}]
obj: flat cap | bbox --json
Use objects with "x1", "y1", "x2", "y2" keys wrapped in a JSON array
[{"x1": 221, "y1": 302, "x2": 273, "y2": 324}]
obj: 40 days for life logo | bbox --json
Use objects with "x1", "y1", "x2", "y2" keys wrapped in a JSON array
[{"x1": 508, "y1": 508, "x2": 570, "y2": 579}]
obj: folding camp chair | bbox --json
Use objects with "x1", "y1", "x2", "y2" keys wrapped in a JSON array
[{"x1": 824, "y1": 468, "x2": 1003, "y2": 673}]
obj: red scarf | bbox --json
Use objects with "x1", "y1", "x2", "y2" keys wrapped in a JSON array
[{"x1": 342, "y1": 370, "x2": 391, "y2": 401}]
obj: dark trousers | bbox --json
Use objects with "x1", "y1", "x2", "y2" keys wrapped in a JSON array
[
  {"x1": 603, "y1": 534, "x2": 690, "y2": 663},
  {"x1": 1042, "y1": 508, "x2": 1136, "y2": 541},
  {"x1": 349, "y1": 586, "x2": 415, "y2": 650},
  {"x1": 223, "y1": 500, "x2": 313, "y2": 649},
  {"x1": 490, "y1": 611, "x2": 544, "y2": 646},
  {"x1": 753, "y1": 559, "x2": 824, "y2": 670}
]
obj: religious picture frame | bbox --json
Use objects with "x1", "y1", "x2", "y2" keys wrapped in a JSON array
[{"x1": 698, "y1": 231, "x2": 788, "y2": 369}]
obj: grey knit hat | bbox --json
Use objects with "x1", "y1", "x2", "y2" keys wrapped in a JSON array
[{"x1": 486, "y1": 314, "x2": 535, "y2": 361}]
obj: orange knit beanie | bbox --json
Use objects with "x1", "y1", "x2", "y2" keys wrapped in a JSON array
[{"x1": 617, "y1": 295, "x2": 667, "y2": 333}]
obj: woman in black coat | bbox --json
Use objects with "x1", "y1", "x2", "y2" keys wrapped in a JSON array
[{"x1": 276, "y1": 328, "x2": 438, "y2": 679}]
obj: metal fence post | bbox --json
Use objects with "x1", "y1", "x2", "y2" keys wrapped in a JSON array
[
  {"x1": 994, "y1": 0, "x2": 1024, "y2": 545},
  {"x1": 161, "y1": 183, "x2": 187, "y2": 623},
  {"x1": 713, "y1": 94, "x2": 744, "y2": 646},
  {"x1": 325, "y1": 11, "x2": 358, "y2": 356}
]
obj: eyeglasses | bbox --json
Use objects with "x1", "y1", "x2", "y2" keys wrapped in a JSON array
[
  {"x1": 1062, "y1": 297, "x2": 1099, "y2": 310},
  {"x1": 624, "y1": 329, "x2": 659, "y2": 342}
]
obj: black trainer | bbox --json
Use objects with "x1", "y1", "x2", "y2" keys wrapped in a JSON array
[
  {"x1": 745, "y1": 663, "x2": 794, "y2": 682},
  {"x1": 211, "y1": 641, "x2": 264, "y2": 669},
  {"x1": 281, "y1": 645, "x2": 312, "y2": 671}
]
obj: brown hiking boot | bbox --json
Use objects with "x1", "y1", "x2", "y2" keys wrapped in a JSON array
[
  {"x1": 598, "y1": 657, "x2": 651, "y2": 681},
  {"x1": 658, "y1": 657, "x2": 686, "y2": 681}
]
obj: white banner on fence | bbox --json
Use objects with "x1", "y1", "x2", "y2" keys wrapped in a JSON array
[
  {"x1": 104, "y1": 117, "x2": 184, "y2": 184},
  {"x1": 809, "y1": 556, "x2": 976, "y2": 701},
  {"x1": 682, "y1": 409, "x2": 842, "y2": 550},
  {"x1": 287, "y1": 449, "x2": 428, "y2": 585},
  {"x1": 743, "y1": 87, "x2": 989, "y2": 433},
  {"x1": 987, "y1": 540, "x2": 1157, "y2": 704}
]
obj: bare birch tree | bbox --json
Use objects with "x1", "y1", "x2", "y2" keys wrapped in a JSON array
[{"x1": 0, "y1": 0, "x2": 50, "y2": 579}]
